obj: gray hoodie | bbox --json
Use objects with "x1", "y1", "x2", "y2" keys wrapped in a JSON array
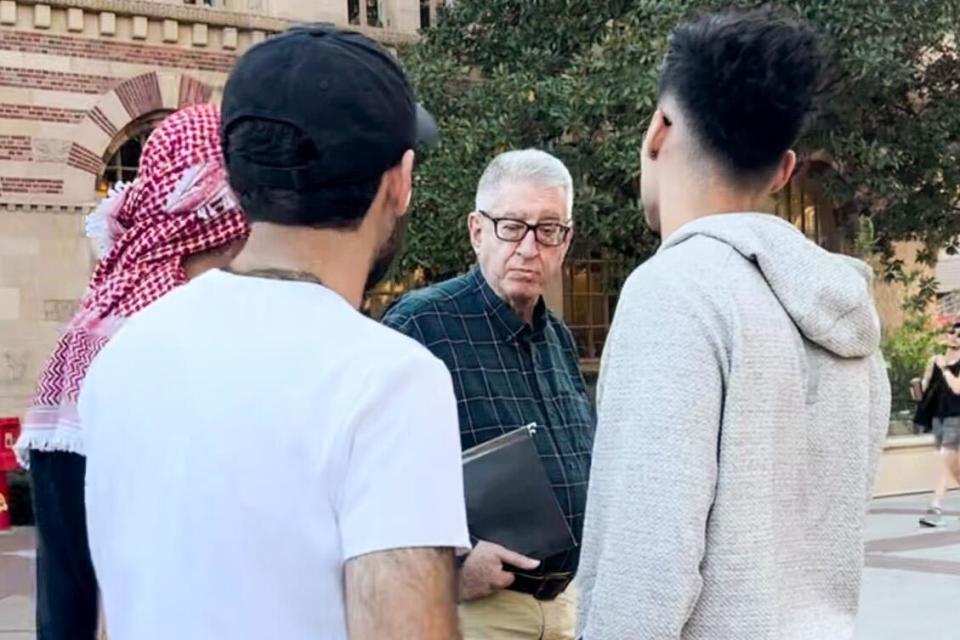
[{"x1": 576, "y1": 214, "x2": 890, "y2": 640}]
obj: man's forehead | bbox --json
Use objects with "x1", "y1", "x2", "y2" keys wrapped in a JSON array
[{"x1": 488, "y1": 181, "x2": 567, "y2": 220}]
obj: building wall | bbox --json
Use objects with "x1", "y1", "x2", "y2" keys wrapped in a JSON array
[
  {"x1": 0, "y1": 0, "x2": 423, "y2": 418},
  {"x1": 872, "y1": 241, "x2": 936, "y2": 334}
]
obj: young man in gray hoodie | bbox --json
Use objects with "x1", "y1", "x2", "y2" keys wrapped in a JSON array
[{"x1": 576, "y1": 7, "x2": 890, "y2": 640}]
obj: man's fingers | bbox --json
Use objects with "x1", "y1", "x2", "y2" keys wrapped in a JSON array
[
  {"x1": 492, "y1": 570, "x2": 516, "y2": 589},
  {"x1": 495, "y1": 547, "x2": 540, "y2": 570}
]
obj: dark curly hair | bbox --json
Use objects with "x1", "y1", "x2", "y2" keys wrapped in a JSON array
[{"x1": 659, "y1": 6, "x2": 831, "y2": 182}]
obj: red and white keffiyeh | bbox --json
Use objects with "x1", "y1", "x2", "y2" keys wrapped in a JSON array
[{"x1": 17, "y1": 103, "x2": 250, "y2": 462}]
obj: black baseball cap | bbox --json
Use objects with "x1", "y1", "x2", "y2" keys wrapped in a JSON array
[{"x1": 221, "y1": 24, "x2": 438, "y2": 192}]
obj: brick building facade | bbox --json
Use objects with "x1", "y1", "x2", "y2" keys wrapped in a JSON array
[{"x1": 0, "y1": 0, "x2": 427, "y2": 418}]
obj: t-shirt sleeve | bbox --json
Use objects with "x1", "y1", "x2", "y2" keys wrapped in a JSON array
[{"x1": 337, "y1": 349, "x2": 470, "y2": 561}]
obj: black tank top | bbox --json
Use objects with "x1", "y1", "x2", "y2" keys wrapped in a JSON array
[{"x1": 932, "y1": 361, "x2": 960, "y2": 418}]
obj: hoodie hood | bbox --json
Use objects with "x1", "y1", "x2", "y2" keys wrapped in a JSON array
[{"x1": 661, "y1": 213, "x2": 881, "y2": 359}]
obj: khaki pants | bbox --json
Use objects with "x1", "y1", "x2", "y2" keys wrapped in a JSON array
[{"x1": 460, "y1": 585, "x2": 576, "y2": 640}]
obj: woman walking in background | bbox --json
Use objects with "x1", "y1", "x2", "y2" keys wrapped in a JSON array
[
  {"x1": 14, "y1": 103, "x2": 249, "y2": 640},
  {"x1": 916, "y1": 321, "x2": 960, "y2": 527}
]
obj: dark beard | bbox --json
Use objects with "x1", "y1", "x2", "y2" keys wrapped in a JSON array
[{"x1": 364, "y1": 214, "x2": 408, "y2": 293}]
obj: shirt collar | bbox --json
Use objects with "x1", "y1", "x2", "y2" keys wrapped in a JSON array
[{"x1": 468, "y1": 265, "x2": 548, "y2": 341}]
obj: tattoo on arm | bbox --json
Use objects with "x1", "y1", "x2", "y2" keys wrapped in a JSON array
[{"x1": 345, "y1": 547, "x2": 461, "y2": 640}]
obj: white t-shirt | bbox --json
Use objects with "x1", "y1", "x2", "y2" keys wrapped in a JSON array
[{"x1": 81, "y1": 270, "x2": 470, "y2": 640}]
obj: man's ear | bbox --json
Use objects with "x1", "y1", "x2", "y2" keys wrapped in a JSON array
[
  {"x1": 393, "y1": 149, "x2": 415, "y2": 218},
  {"x1": 468, "y1": 211, "x2": 483, "y2": 254},
  {"x1": 768, "y1": 150, "x2": 797, "y2": 195},
  {"x1": 646, "y1": 108, "x2": 672, "y2": 161}
]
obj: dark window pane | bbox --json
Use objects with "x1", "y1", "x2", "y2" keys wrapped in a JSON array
[
  {"x1": 591, "y1": 294, "x2": 607, "y2": 325},
  {"x1": 571, "y1": 295, "x2": 590, "y2": 326},
  {"x1": 100, "y1": 119, "x2": 162, "y2": 192},
  {"x1": 118, "y1": 140, "x2": 140, "y2": 167},
  {"x1": 572, "y1": 328, "x2": 589, "y2": 360},
  {"x1": 420, "y1": 0, "x2": 431, "y2": 29},
  {"x1": 348, "y1": 0, "x2": 360, "y2": 25},
  {"x1": 592, "y1": 328, "x2": 608, "y2": 359},
  {"x1": 366, "y1": 0, "x2": 381, "y2": 27}
]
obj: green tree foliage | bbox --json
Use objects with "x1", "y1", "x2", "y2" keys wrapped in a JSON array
[
  {"x1": 399, "y1": 0, "x2": 960, "y2": 280},
  {"x1": 882, "y1": 268, "x2": 942, "y2": 414}
]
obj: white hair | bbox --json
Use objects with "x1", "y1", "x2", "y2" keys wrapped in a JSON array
[{"x1": 474, "y1": 149, "x2": 574, "y2": 219}]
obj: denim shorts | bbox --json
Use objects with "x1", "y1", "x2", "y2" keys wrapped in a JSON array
[{"x1": 933, "y1": 417, "x2": 960, "y2": 449}]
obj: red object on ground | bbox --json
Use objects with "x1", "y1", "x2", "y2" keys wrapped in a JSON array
[{"x1": 0, "y1": 417, "x2": 22, "y2": 531}]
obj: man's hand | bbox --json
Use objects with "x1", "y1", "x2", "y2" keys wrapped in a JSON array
[
  {"x1": 346, "y1": 547, "x2": 461, "y2": 639},
  {"x1": 458, "y1": 541, "x2": 540, "y2": 602}
]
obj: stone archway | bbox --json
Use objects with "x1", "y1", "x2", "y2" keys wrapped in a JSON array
[{"x1": 64, "y1": 71, "x2": 216, "y2": 202}]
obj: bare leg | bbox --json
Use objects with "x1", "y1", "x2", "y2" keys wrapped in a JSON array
[
  {"x1": 920, "y1": 450, "x2": 955, "y2": 526},
  {"x1": 945, "y1": 449, "x2": 960, "y2": 486},
  {"x1": 931, "y1": 452, "x2": 952, "y2": 508}
]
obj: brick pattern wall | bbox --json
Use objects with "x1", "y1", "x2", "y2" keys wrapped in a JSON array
[
  {"x1": 0, "y1": 66, "x2": 117, "y2": 94},
  {"x1": 0, "y1": 135, "x2": 32, "y2": 161},
  {"x1": 0, "y1": 136, "x2": 111, "y2": 175},
  {"x1": 89, "y1": 107, "x2": 118, "y2": 137},
  {"x1": 179, "y1": 75, "x2": 213, "y2": 109},
  {"x1": 0, "y1": 21, "x2": 227, "y2": 206},
  {"x1": 67, "y1": 143, "x2": 102, "y2": 175},
  {"x1": 116, "y1": 73, "x2": 163, "y2": 120},
  {"x1": 0, "y1": 31, "x2": 236, "y2": 73},
  {"x1": 0, "y1": 103, "x2": 87, "y2": 124},
  {"x1": 0, "y1": 178, "x2": 63, "y2": 195}
]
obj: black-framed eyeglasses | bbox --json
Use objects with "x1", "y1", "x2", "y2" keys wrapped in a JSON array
[{"x1": 477, "y1": 210, "x2": 572, "y2": 247}]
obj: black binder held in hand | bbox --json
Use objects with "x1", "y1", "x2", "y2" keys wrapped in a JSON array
[{"x1": 462, "y1": 424, "x2": 577, "y2": 560}]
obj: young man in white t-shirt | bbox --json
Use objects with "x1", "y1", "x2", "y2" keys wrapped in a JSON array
[{"x1": 80, "y1": 25, "x2": 470, "y2": 640}]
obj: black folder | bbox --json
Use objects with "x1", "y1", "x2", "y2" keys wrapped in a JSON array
[{"x1": 462, "y1": 424, "x2": 577, "y2": 560}]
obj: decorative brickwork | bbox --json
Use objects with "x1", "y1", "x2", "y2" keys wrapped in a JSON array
[
  {"x1": 0, "y1": 30, "x2": 237, "y2": 73},
  {"x1": 0, "y1": 103, "x2": 86, "y2": 124},
  {"x1": 0, "y1": 135, "x2": 32, "y2": 161},
  {"x1": 0, "y1": 177, "x2": 63, "y2": 195},
  {"x1": 0, "y1": 66, "x2": 117, "y2": 94},
  {"x1": 66, "y1": 143, "x2": 102, "y2": 175},
  {"x1": 115, "y1": 72, "x2": 162, "y2": 120},
  {"x1": 88, "y1": 106, "x2": 118, "y2": 137},
  {"x1": 178, "y1": 74, "x2": 213, "y2": 108}
]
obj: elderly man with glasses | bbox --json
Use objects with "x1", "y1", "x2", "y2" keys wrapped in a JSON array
[{"x1": 382, "y1": 149, "x2": 595, "y2": 640}]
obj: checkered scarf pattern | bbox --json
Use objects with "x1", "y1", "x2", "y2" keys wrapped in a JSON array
[{"x1": 22, "y1": 103, "x2": 250, "y2": 445}]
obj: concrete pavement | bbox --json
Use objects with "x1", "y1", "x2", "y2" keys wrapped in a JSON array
[{"x1": 2, "y1": 493, "x2": 958, "y2": 639}]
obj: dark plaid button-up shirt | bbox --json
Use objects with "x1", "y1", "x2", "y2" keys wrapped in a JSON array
[{"x1": 382, "y1": 266, "x2": 595, "y2": 575}]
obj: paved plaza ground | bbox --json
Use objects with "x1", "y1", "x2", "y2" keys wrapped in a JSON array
[{"x1": 1, "y1": 492, "x2": 958, "y2": 639}]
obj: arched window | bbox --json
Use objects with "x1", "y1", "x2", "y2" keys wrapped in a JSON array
[{"x1": 96, "y1": 111, "x2": 171, "y2": 197}]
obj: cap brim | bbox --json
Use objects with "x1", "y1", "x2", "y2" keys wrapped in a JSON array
[{"x1": 415, "y1": 103, "x2": 439, "y2": 150}]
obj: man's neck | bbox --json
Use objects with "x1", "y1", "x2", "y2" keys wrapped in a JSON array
[
  {"x1": 230, "y1": 223, "x2": 371, "y2": 309},
  {"x1": 508, "y1": 297, "x2": 538, "y2": 326},
  {"x1": 659, "y1": 178, "x2": 771, "y2": 240},
  {"x1": 947, "y1": 348, "x2": 960, "y2": 361}
]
